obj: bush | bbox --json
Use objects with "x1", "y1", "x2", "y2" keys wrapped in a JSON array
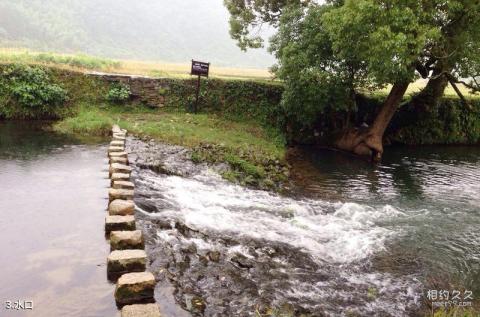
[
  {"x1": 0, "y1": 64, "x2": 68, "y2": 119},
  {"x1": 106, "y1": 84, "x2": 131, "y2": 104}
]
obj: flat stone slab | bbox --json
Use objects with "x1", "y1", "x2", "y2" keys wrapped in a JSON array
[
  {"x1": 109, "y1": 151, "x2": 128, "y2": 158},
  {"x1": 112, "y1": 125, "x2": 122, "y2": 134},
  {"x1": 110, "y1": 163, "x2": 133, "y2": 175},
  {"x1": 110, "y1": 140, "x2": 125, "y2": 147},
  {"x1": 111, "y1": 230, "x2": 144, "y2": 250},
  {"x1": 111, "y1": 173, "x2": 131, "y2": 184},
  {"x1": 121, "y1": 304, "x2": 161, "y2": 317},
  {"x1": 105, "y1": 215, "x2": 136, "y2": 233},
  {"x1": 109, "y1": 146, "x2": 125, "y2": 153},
  {"x1": 109, "y1": 200, "x2": 135, "y2": 216},
  {"x1": 115, "y1": 272, "x2": 155, "y2": 305},
  {"x1": 108, "y1": 250, "x2": 146, "y2": 276},
  {"x1": 110, "y1": 156, "x2": 129, "y2": 165},
  {"x1": 109, "y1": 188, "x2": 135, "y2": 202},
  {"x1": 113, "y1": 134, "x2": 127, "y2": 141},
  {"x1": 113, "y1": 181, "x2": 135, "y2": 190}
]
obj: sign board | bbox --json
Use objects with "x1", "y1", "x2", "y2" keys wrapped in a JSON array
[{"x1": 191, "y1": 60, "x2": 210, "y2": 77}]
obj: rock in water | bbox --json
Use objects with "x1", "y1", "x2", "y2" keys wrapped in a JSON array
[
  {"x1": 109, "y1": 151, "x2": 128, "y2": 158},
  {"x1": 110, "y1": 157, "x2": 129, "y2": 165},
  {"x1": 109, "y1": 188, "x2": 135, "y2": 202},
  {"x1": 121, "y1": 304, "x2": 162, "y2": 317},
  {"x1": 110, "y1": 163, "x2": 133, "y2": 175},
  {"x1": 105, "y1": 215, "x2": 136, "y2": 233},
  {"x1": 115, "y1": 272, "x2": 155, "y2": 305},
  {"x1": 109, "y1": 200, "x2": 135, "y2": 216},
  {"x1": 110, "y1": 230, "x2": 144, "y2": 250},
  {"x1": 107, "y1": 250, "x2": 147, "y2": 276},
  {"x1": 113, "y1": 181, "x2": 135, "y2": 190}
]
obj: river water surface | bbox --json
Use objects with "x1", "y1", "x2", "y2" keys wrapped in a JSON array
[
  {"x1": 0, "y1": 122, "x2": 478, "y2": 317},
  {"x1": 0, "y1": 122, "x2": 118, "y2": 317},
  {"x1": 129, "y1": 140, "x2": 480, "y2": 317}
]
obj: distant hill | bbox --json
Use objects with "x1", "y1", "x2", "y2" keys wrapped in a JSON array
[{"x1": 0, "y1": 0, "x2": 275, "y2": 68}]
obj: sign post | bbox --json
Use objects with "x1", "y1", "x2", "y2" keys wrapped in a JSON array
[{"x1": 190, "y1": 60, "x2": 210, "y2": 113}]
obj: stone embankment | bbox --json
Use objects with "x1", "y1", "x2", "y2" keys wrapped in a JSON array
[{"x1": 105, "y1": 125, "x2": 162, "y2": 317}]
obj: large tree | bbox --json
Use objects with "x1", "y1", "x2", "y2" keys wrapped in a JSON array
[{"x1": 225, "y1": 0, "x2": 480, "y2": 161}]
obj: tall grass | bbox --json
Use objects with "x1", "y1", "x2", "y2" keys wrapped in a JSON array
[{"x1": 0, "y1": 48, "x2": 121, "y2": 70}]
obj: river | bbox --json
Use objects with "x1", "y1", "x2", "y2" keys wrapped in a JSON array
[
  {"x1": 129, "y1": 140, "x2": 480, "y2": 317},
  {"x1": 0, "y1": 123, "x2": 478, "y2": 317},
  {"x1": 0, "y1": 122, "x2": 118, "y2": 317}
]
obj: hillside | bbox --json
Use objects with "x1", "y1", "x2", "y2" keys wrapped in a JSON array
[{"x1": 0, "y1": 0, "x2": 275, "y2": 68}]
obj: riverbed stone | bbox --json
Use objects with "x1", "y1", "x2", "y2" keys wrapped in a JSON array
[
  {"x1": 107, "y1": 250, "x2": 147, "y2": 276},
  {"x1": 115, "y1": 272, "x2": 155, "y2": 305},
  {"x1": 109, "y1": 200, "x2": 135, "y2": 216},
  {"x1": 110, "y1": 156, "x2": 129, "y2": 165},
  {"x1": 109, "y1": 151, "x2": 128, "y2": 159},
  {"x1": 109, "y1": 146, "x2": 125, "y2": 153},
  {"x1": 121, "y1": 304, "x2": 161, "y2": 317},
  {"x1": 105, "y1": 215, "x2": 136, "y2": 233},
  {"x1": 110, "y1": 163, "x2": 133, "y2": 175},
  {"x1": 110, "y1": 230, "x2": 144, "y2": 250},
  {"x1": 109, "y1": 188, "x2": 135, "y2": 202},
  {"x1": 113, "y1": 181, "x2": 135, "y2": 190}
]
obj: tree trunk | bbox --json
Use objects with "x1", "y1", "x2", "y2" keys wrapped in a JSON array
[
  {"x1": 334, "y1": 82, "x2": 409, "y2": 162},
  {"x1": 411, "y1": 61, "x2": 450, "y2": 111}
]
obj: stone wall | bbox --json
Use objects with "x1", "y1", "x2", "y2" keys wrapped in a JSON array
[{"x1": 89, "y1": 72, "x2": 169, "y2": 108}]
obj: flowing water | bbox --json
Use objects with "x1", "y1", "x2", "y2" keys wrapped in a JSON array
[
  {"x1": 0, "y1": 122, "x2": 118, "y2": 317},
  {"x1": 129, "y1": 140, "x2": 480, "y2": 317}
]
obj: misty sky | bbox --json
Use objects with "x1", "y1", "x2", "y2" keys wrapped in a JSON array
[{"x1": 0, "y1": 0, "x2": 276, "y2": 68}]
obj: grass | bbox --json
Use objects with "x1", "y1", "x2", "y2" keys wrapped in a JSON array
[
  {"x1": 54, "y1": 104, "x2": 288, "y2": 189},
  {"x1": 0, "y1": 48, "x2": 273, "y2": 80}
]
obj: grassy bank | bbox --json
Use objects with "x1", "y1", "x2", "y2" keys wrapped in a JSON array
[{"x1": 54, "y1": 104, "x2": 288, "y2": 190}]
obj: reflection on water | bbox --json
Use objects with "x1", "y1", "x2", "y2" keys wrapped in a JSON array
[
  {"x1": 130, "y1": 140, "x2": 480, "y2": 317},
  {"x1": 0, "y1": 122, "x2": 117, "y2": 317},
  {"x1": 290, "y1": 146, "x2": 480, "y2": 298}
]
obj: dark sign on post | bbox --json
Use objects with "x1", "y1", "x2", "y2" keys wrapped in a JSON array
[
  {"x1": 191, "y1": 60, "x2": 210, "y2": 77},
  {"x1": 190, "y1": 60, "x2": 210, "y2": 113}
]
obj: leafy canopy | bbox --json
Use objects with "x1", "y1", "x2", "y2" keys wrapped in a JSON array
[{"x1": 226, "y1": 0, "x2": 480, "y2": 130}]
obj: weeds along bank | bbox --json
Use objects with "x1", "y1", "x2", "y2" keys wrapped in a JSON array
[{"x1": 1, "y1": 63, "x2": 479, "y2": 152}]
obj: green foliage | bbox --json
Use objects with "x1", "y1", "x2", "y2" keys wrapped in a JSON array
[
  {"x1": 390, "y1": 98, "x2": 480, "y2": 145},
  {"x1": 0, "y1": 64, "x2": 68, "y2": 118},
  {"x1": 106, "y1": 84, "x2": 131, "y2": 104},
  {"x1": 224, "y1": 0, "x2": 310, "y2": 50}
]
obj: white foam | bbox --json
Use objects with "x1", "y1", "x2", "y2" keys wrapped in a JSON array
[{"x1": 137, "y1": 170, "x2": 404, "y2": 264}]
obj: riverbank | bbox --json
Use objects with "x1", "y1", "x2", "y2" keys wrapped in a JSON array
[{"x1": 54, "y1": 105, "x2": 289, "y2": 191}]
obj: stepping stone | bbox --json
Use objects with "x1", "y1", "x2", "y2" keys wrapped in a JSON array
[
  {"x1": 109, "y1": 200, "x2": 135, "y2": 216},
  {"x1": 111, "y1": 173, "x2": 130, "y2": 184},
  {"x1": 110, "y1": 163, "x2": 133, "y2": 176},
  {"x1": 109, "y1": 151, "x2": 128, "y2": 158},
  {"x1": 121, "y1": 304, "x2": 161, "y2": 317},
  {"x1": 109, "y1": 188, "x2": 135, "y2": 202},
  {"x1": 109, "y1": 146, "x2": 125, "y2": 153},
  {"x1": 110, "y1": 156, "x2": 129, "y2": 165},
  {"x1": 110, "y1": 230, "x2": 144, "y2": 250},
  {"x1": 113, "y1": 134, "x2": 127, "y2": 141},
  {"x1": 105, "y1": 215, "x2": 136, "y2": 233},
  {"x1": 107, "y1": 250, "x2": 147, "y2": 276},
  {"x1": 113, "y1": 181, "x2": 135, "y2": 190},
  {"x1": 112, "y1": 125, "x2": 122, "y2": 134},
  {"x1": 115, "y1": 272, "x2": 155, "y2": 305},
  {"x1": 111, "y1": 140, "x2": 125, "y2": 147}
]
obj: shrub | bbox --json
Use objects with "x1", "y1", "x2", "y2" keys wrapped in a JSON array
[
  {"x1": 106, "y1": 84, "x2": 131, "y2": 104},
  {"x1": 0, "y1": 64, "x2": 68, "y2": 119}
]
